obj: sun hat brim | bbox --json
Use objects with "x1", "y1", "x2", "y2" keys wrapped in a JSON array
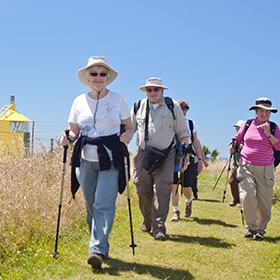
[
  {"x1": 77, "y1": 62, "x2": 118, "y2": 89},
  {"x1": 139, "y1": 84, "x2": 168, "y2": 92},
  {"x1": 249, "y1": 105, "x2": 278, "y2": 113}
]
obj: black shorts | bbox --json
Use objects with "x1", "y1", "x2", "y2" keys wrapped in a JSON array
[{"x1": 173, "y1": 162, "x2": 198, "y2": 188}]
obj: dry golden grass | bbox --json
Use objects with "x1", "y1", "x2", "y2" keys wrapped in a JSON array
[
  {"x1": 0, "y1": 146, "x2": 126, "y2": 259},
  {"x1": 203, "y1": 159, "x2": 280, "y2": 202}
]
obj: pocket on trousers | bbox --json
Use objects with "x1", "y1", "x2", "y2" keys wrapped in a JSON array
[
  {"x1": 264, "y1": 165, "x2": 274, "y2": 187},
  {"x1": 132, "y1": 151, "x2": 143, "y2": 185},
  {"x1": 236, "y1": 161, "x2": 247, "y2": 182}
]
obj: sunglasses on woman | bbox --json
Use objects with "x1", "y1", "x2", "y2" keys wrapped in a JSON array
[
  {"x1": 89, "y1": 72, "x2": 108, "y2": 77},
  {"x1": 146, "y1": 87, "x2": 160, "y2": 93}
]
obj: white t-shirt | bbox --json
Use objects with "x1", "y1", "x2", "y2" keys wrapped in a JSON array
[
  {"x1": 186, "y1": 118, "x2": 199, "y2": 163},
  {"x1": 68, "y1": 91, "x2": 130, "y2": 161}
]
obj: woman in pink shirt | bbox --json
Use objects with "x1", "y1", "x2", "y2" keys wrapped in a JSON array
[{"x1": 230, "y1": 97, "x2": 280, "y2": 240}]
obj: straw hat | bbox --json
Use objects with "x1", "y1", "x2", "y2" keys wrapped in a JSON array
[
  {"x1": 77, "y1": 56, "x2": 118, "y2": 88},
  {"x1": 139, "y1": 77, "x2": 168, "y2": 92},
  {"x1": 249, "y1": 97, "x2": 277, "y2": 113},
  {"x1": 233, "y1": 120, "x2": 245, "y2": 128}
]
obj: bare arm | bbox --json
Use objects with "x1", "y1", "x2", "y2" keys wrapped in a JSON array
[
  {"x1": 60, "y1": 123, "x2": 80, "y2": 146},
  {"x1": 119, "y1": 117, "x2": 134, "y2": 144},
  {"x1": 192, "y1": 132, "x2": 203, "y2": 173}
]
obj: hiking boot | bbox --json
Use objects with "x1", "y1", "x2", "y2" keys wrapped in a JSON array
[
  {"x1": 170, "y1": 210, "x2": 180, "y2": 222},
  {"x1": 154, "y1": 231, "x2": 167, "y2": 241},
  {"x1": 87, "y1": 253, "x2": 103, "y2": 269},
  {"x1": 184, "y1": 201, "x2": 192, "y2": 218},
  {"x1": 255, "y1": 232, "x2": 264, "y2": 241},
  {"x1": 141, "y1": 223, "x2": 151, "y2": 232},
  {"x1": 103, "y1": 252, "x2": 109, "y2": 260},
  {"x1": 244, "y1": 229, "x2": 257, "y2": 238}
]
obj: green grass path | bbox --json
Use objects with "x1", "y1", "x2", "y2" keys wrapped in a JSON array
[{"x1": 2, "y1": 173, "x2": 280, "y2": 279}]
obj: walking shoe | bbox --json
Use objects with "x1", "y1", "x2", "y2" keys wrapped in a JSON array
[
  {"x1": 141, "y1": 223, "x2": 151, "y2": 232},
  {"x1": 154, "y1": 231, "x2": 167, "y2": 241},
  {"x1": 244, "y1": 229, "x2": 257, "y2": 238},
  {"x1": 255, "y1": 232, "x2": 264, "y2": 241},
  {"x1": 229, "y1": 201, "x2": 238, "y2": 207},
  {"x1": 87, "y1": 253, "x2": 103, "y2": 269},
  {"x1": 184, "y1": 201, "x2": 192, "y2": 218},
  {"x1": 170, "y1": 210, "x2": 180, "y2": 222}
]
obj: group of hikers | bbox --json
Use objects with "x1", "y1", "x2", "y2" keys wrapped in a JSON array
[{"x1": 60, "y1": 56, "x2": 280, "y2": 269}]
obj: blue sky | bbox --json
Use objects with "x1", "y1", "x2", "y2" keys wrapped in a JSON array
[{"x1": 0, "y1": 0, "x2": 279, "y2": 157}]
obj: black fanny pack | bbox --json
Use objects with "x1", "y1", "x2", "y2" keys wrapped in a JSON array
[{"x1": 143, "y1": 144, "x2": 172, "y2": 173}]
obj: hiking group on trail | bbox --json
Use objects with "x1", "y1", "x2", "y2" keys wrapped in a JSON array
[{"x1": 60, "y1": 56, "x2": 280, "y2": 270}]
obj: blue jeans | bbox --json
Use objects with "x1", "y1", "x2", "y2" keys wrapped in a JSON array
[{"x1": 76, "y1": 159, "x2": 118, "y2": 256}]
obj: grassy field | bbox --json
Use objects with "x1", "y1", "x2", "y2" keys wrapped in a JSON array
[{"x1": 1, "y1": 150, "x2": 280, "y2": 279}]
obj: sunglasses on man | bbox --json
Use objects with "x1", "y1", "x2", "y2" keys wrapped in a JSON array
[
  {"x1": 146, "y1": 87, "x2": 161, "y2": 93},
  {"x1": 89, "y1": 72, "x2": 108, "y2": 77}
]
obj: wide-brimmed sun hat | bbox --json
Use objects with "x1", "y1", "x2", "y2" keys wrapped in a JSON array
[
  {"x1": 249, "y1": 97, "x2": 278, "y2": 113},
  {"x1": 233, "y1": 120, "x2": 245, "y2": 128},
  {"x1": 139, "y1": 77, "x2": 168, "y2": 92},
  {"x1": 77, "y1": 56, "x2": 118, "y2": 88}
]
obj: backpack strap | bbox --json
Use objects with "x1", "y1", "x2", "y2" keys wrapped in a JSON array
[
  {"x1": 133, "y1": 100, "x2": 141, "y2": 115},
  {"x1": 270, "y1": 121, "x2": 276, "y2": 135},
  {"x1": 164, "y1": 97, "x2": 176, "y2": 120},
  {"x1": 241, "y1": 119, "x2": 254, "y2": 144},
  {"x1": 188, "y1": 119, "x2": 194, "y2": 142}
]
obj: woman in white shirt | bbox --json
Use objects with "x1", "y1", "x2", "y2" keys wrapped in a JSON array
[{"x1": 60, "y1": 56, "x2": 133, "y2": 269}]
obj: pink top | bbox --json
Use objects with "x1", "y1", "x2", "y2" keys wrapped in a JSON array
[{"x1": 235, "y1": 118, "x2": 280, "y2": 166}]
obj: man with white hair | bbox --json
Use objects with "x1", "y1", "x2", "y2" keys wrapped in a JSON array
[{"x1": 131, "y1": 77, "x2": 189, "y2": 240}]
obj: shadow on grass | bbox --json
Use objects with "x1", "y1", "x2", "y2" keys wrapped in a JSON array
[
  {"x1": 263, "y1": 236, "x2": 280, "y2": 243},
  {"x1": 196, "y1": 198, "x2": 221, "y2": 203},
  {"x1": 189, "y1": 217, "x2": 238, "y2": 228},
  {"x1": 94, "y1": 257, "x2": 194, "y2": 279},
  {"x1": 168, "y1": 234, "x2": 235, "y2": 248}
]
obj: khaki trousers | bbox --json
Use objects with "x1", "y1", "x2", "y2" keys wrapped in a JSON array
[
  {"x1": 133, "y1": 147, "x2": 175, "y2": 235},
  {"x1": 237, "y1": 161, "x2": 274, "y2": 234}
]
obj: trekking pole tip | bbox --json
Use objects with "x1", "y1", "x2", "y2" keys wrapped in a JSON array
[{"x1": 52, "y1": 251, "x2": 60, "y2": 259}]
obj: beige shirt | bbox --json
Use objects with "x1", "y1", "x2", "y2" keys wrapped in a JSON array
[{"x1": 131, "y1": 97, "x2": 189, "y2": 150}]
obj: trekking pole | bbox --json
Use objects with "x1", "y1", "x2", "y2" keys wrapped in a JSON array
[
  {"x1": 212, "y1": 158, "x2": 229, "y2": 191},
  {"x1": 120, "y1": 124, "x2": 137, "y2": 256},
  {"x1": 232, "y1": 138, "x2": 245, "y2": 225},
  {"x1": 52, "y1": 130, "x2": 69, "y2": 259},
  {"x1": 222, "y1": 153, "x2": 233, "y2": 202}
]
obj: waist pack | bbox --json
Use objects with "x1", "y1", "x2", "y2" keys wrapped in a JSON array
[{"x1": 143, "y1": 145, "x2": 170, "y2": 173}]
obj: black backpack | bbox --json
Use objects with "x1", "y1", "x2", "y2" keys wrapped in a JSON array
[
  {"x1": 241, "y1": 119, "x2": 280, "y2": 167},
  {"x1": 133, "y1": 97, "x2": 180, "y2": 164},
  {"x1": 133, "y1": 96, "x2": 175, "y2": 119},
  {"x1": 188, "y1": 119, "x2": 194, "y2": 142}
]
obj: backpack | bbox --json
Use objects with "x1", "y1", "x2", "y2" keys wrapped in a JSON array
[
  {"x1": 133, "y1": 96, "x2": 175, "y2": 119},
  {"x1": 188, "y1": 119, "x2": 194, "y2": 142},
  {"x1": 241, "y1": 119, "x2": 280, "y2": 167},
  {"x1": 133, "y1": 97, "x2": 180, "y2": 163}
]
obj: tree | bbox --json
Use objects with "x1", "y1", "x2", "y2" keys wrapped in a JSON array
[
  {"x1": 202, "y1": 145, "x2": 211, "y2": 158},
  {"x1": 211, "y1": 149, "x2": 219, "y2": 162}
]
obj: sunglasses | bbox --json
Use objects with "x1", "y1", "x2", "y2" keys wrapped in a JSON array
[
  {"x1": 146, "y1": 87, "x2": 160, "y2": 93},
  {"x1": 89, "y1": 72, "x2": 108, "y2": 77},
  {"x1": 180, "y1": 105, "x2": 189, "y2": 111}
]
